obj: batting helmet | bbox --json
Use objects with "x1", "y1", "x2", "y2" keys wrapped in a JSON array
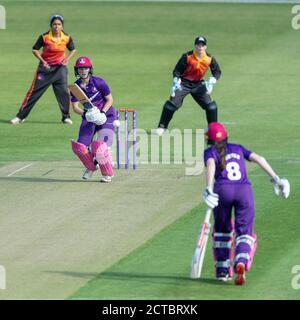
[
  {"x1": 74, "y1": 56, "x2": 93, "y2": 77},
  {"x1": 206, "y1": 122, "x2": 227, "y2": 141}
]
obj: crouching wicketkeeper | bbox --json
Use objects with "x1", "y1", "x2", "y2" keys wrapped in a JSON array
[{"x1": 156, "y1": 36, "x2": 221, "y2": 136}]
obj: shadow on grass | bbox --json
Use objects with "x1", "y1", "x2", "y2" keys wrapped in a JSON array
[
  {"x1": 43, "y1": 270, "x2": 224, "y2": 286},
  {"x1": 0, "y1": 119, "x2": 11, "y2": 124},
  {"x1": 98, "y1": 272, "x2": 226, "y2": 286},
  {"x1": 0, "y1": 176, "x2": 95, "y2": 183},
  {"x1": 0, "y1": 118, "x2": 65, "y2": 125}
]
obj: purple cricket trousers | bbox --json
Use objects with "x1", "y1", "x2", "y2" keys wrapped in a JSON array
[
  {"x1": 78, "y1": 108, "x2": 116, "y2": 147},
  {"x1": 213, "y1": 183, "x2": 257, "y2": 275}
]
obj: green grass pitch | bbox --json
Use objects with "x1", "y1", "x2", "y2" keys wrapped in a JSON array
[{"x1": 0, "y1": 1, "x2": 299, "y2": 299}]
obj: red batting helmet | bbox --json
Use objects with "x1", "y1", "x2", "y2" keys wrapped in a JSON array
[
  {"x1": 75, "y1": 56, "x2": 92, "y2": 68},
  {"x1": 74, "y1": 56, "x2": 93, "y2": 77},
  {"x1": 206, "y1": 122, "x2": 228, "y2": 141}
]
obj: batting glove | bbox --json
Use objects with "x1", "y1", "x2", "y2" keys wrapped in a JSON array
[
  {"x1": 86, "y1": 107, "x2": 107, "y2": 125},
  {"x1": 271, "y1": 175, "x2": 290, "y2": 199},
  {"x1": 203, "y1": 186, "x2": 219, "y2": 209},
  {"x1": 98, "y1": 112, "x2": 107, "y2": 125},
  {"x1": 170, "y1": 77, "x2": 182, "y2": 97},
  {"x1": 205, "y1": 76, "x2": 217, "y2": 95}
]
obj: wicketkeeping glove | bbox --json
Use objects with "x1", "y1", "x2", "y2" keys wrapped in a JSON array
[
  {"x1": 271, "y1": 175, "x2": 290, "y2": 199},
  {"x1": 203, "y1": 186, "x2": 219, "y2": 209},
  {"x1": 170, "y1": 77, "x2": 182, "y2": 97},
  {"x1": 205, "y1": 76, "x2": 217, "y2": 94}
]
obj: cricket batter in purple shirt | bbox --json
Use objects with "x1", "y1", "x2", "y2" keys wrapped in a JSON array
[
  {"x1": 70, "y1": 56, "x2": 116, "y2": 183},
  {"x1": 203, "y1": 122, "x2": 290, "y2": 285}
]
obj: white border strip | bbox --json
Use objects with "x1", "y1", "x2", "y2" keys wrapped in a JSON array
[
  {"x1": 7, "y1": 163, "x2": 33, "y2": 177},
  {"x1": 7, "y1": 0, "x2": 300, "y2": 3}
]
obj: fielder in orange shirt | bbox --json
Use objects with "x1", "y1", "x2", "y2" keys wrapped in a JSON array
[
  {"x1": 10, "y1": 14, "x2": 76, "y2": 125},
  {"x1": 156, "y1": 36, "x2": 221, "y2": 135}
]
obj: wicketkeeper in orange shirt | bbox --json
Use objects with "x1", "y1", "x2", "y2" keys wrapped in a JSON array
[{"x1": 156, "y1": 36, "x2": 221, "y2": 135}]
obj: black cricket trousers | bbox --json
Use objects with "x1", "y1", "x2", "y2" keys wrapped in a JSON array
[{"x1": 17, "y1": 64, "x2": 70, "y2": 121}]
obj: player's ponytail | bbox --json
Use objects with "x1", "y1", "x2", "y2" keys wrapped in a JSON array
[{"x1": 215, "y1": 139, "x2": 227, "y2": 171}]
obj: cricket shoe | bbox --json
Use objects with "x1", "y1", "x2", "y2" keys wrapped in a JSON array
[
  {"x1": 100, "y1": 176, "x2": 112, "y2": 183},
  {"x1": 235, "y1": 262, "x2": 246, "y2": 286},
  {"x1": 155, "y1": 127, "x2": 165, "y2": 136},
  {"x1": 10, "y1": 117, "x2": 25, "y2": 125},
  {"x1": 217, "y1": 273, "x2": 232, "y2": 282},
  {"x1": 82, "y1": 169, "x2": 93, "y2": 180},
  {"x1": 216, "y1": 270, "x2": 232, "y2": 282},
  {"x1": 62, "y1": 118, "x2": 73, "y2": 125}
]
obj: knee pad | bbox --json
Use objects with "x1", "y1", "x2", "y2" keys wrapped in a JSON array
[
  {"x1": 90, "y1": 140, "x2": 114, "y2": 176},
  {"x1": 205, "y1": 101, "x2": 218, "y2": 123},
  {"x1": 90, "y1": 141, "x2": 109, "y2": 164},
  {"x1": 206, "y1": 101, "x2": 217, "y2": 111},
  {"x1": 158, "y1": 101, "x2": 178, "y2": 129},
  {"x1": 164, "y1": 100, "x2": 179, "y2": 112},
  {"x1": 71, "y1": 140, "x2": 97, "y2": 171}
]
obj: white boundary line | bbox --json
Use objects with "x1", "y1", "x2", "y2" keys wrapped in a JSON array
[{"x1": 7, "y1": 163, "x2": 33, "y2": 177}]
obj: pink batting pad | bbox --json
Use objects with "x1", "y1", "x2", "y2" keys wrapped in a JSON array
[
  {"x1": 99, "y1": 162, "x2": 114, "y2": 177},
  {"x1": 90, "y1": 140, "x2": 114, "y2": 177},
  {"x1": 71, "y1": 140, "x2": 97, "y2": 171}
]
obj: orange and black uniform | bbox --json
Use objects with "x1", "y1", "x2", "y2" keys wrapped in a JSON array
[
  {"x1": 158, "y1": 50, "x2": 221, "y2": 128},
  {"x1": 174, "y1": 50, "x2": 221, "y2": 82},
  {"x1": 16, "y1": 30, "x2": 75, "y2": 121}
]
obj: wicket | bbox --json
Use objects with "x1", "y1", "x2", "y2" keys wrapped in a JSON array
[{"x1": 116, "y1": 108, "x2": 137, "y2": 170}]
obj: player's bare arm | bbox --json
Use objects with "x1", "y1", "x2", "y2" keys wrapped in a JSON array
[
  {"x1": 206, "y1": 158, "x2": 216, "y2": 187},
  {"x1": 102, "y1": 94, "x2": 113, "y2": 114},
  {"x1": 249, "y1": 152, "x2": 277, "y2": 178},
  {"x1": 62, "y1": 49, "x2": 76, "y2": 66},
  {"x1": 71, "y1": 101, "x2": 84, "y2": 116},
  {"x1": 203, "y1": 157, "x2": 219, "y2": 209},
  {"x1": 249, "y1": 152, "x2": 290, "y2": 199},
  {"x1": 32, "y1": 49, "x2": 50, "y2": 69}
]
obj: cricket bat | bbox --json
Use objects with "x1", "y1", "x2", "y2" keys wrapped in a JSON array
[
  {"x1": 68, "y1": 83, "x2": 94, "y2": 111},
  {"x1": 190, "y1": 208, "x2": 212, "y2": 279}
]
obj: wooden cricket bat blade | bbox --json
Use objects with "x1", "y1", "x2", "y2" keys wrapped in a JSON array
[
  {"x1": 190, "y1": 248, "x2": 202, "y2": 279},
  {"x1": 68, "y1": 83, "x2": 94, "y2": 110},
  {"x1": 190, "y1": 208, "x2": 212, "y2": 279}
]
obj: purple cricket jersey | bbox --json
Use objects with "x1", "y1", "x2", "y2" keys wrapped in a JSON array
[
  {"x1": 71, "y1": 76, "x2": 112, "y2": 112},
  {"x1": 204, "y1": 143, "x2": 252, "y2": 185}
]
